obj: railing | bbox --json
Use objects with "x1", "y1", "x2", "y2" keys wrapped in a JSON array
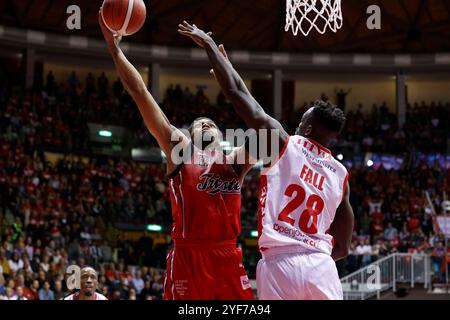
[{"x1": 340, "y1": 253, "x2": 431, "y2": 300}]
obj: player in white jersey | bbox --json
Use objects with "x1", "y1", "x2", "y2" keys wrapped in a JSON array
[
  {"x1": 179, "y1": 22, "x2": 354, "y2": 300},
  {"x1": 255, "y1": 105, "x2": 352, "y2": 300},
  {"x1": 64, "y1": 267, "x2": 108, "y2": 300}
]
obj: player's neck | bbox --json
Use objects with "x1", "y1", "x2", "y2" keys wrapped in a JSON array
[
  {"x1": 78, "y1": 292, "x2": 96, "y2": 300},
  {"x1": 304, "y1": 135, "x2": 330, "y2": 149},
  {"x1": 193, "y1": 140, "x2": 219, "y2": 152}
]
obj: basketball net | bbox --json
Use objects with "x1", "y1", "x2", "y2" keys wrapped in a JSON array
[{"x1": 285, "y1": 0, "x2": 343, "y2": 36}]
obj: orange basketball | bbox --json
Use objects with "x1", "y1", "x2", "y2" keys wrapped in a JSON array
[{"x1": 101, "y1": 0, "x2": 147, "y2": 36}]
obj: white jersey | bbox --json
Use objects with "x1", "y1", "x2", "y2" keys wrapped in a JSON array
[
  {"x1": 63, "y1": 292, "x2": 108, "y2": 300},
  {"x1": 258, "y1": 135, "x2": 348, "y2": 256}
]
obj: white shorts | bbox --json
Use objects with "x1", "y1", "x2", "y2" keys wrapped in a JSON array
[{"x1": 256, "y1": 246, "x2": 343, "y2": 300}]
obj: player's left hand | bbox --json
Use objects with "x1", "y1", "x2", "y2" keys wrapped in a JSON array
[
  {"x1": 99, "y1": 8, "x2": 122, "y2": 48},
  {"x1": 178, "y1": 21, "x2": 213, "y2": 48}
]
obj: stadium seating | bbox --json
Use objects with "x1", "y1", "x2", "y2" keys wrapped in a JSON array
[{"x1": 0, "y1": 75, "x2": 449, "y2": 300}]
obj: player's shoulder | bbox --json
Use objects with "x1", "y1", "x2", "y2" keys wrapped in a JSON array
[
  {"x1": 294, "y1": 135, "x2": 348, "y2": 174},
  {"x1": 327, "y1": 154, "x2": 348, "y2": 180},
  {"x1": 331, "y1": 155, "x2": 348, "y2": 174},
  {"x1": 63, "y1": 293, "x2": 74, "y2": 300},
  {"x1": 62, "y1": 292, "x2": 108, "y2": 300},
  {"x1": 95, "y1": 293, "x2": 108, "y2": 300}
]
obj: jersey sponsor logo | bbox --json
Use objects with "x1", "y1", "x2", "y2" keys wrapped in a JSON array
[
  {"x1": 174, "y1": 279, "x2": 189, "y2": 296},
  {"x1": 273, "y1": 222, "x2": 321, "y2": 249},
  {"x1": 301, "y1": 149, "x2": 337, "y2": 173},
  {"x1": 240, "y1": 275, "x2": 252, "y2": 290},
  {"x1": 302, "y1": 139, "x2": 332, "y2": 159},
  {"x1": 196, "y1": 173, "x2": 241, "y2": 195},
  {"x1": 260, "y1": 186, "x2": 267, "y2": 208}
]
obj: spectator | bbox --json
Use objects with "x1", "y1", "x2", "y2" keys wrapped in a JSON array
[
  {"x1": 85, "y1": 72, "x2": 96, "y2": 97},
  {"x1": 137, "y1": 231, "x2": 154, "y2": 266},
  {"x1": 99, "y1": 241, "x2": 113, "y2": 262},
  {"x1": 27, "y1": 280, "x2": 40, "y2": 300},
  {"x1": 53, "y1": 280, "x2": 65, "y2": 300},
  {"x1": 128, "y1": 288, "x2": 137, "y2": 300},
  {"x1": 113, "y1": 78, "x2": 124, "y2": 97},
  {"x1": 8, "y1": 252, "x2": 23, "y2": 273},
  {"x1": 371, "y1": 243, "x2": 380, "y2": 263},
  {"x1": 0, "y1": 248, "x2": 10, "y2": 276},
  {"x1": 398, "y1": 240, "x2": 409, "y2": 253},
  {"x1": 38, "y1": 281, "x2": 55, "y2": 300},
  {"x1": 421, "y1": 214, "x2": 433, "y2": 237},
  {"x1": 21, "y1": 281, "x2": 36, "y2": 300},
  {"x1": 407, "y1": 214, "x2": 421, "y2": 234},
  {"x1": 25, "y1": 236, "x2": 34, "y2": 260},
  {"x1": 371, "y1": 217, "x2": 384, "y2": 238},
  {"x1": 384, "y1": 223, "x2": 398, "y2": 241},
  {"x1": 0, "y1": 264, "x2": 3, "y2": 285},
  {"x1": 105, "y1": 263, "x2": 117, "y2": 284},
  {"x1": 132, "y1": 270, "x2": 144, "y2": 295},
  {"x1": 431, "y1": 242, "x2": 445, "y2": 281},
  {"x1": 39, "y1": 255, "x2": 51, "y2": 273},
  {"x1": 335, "y1": 88, "x2": 351, "y2": 111},
  {"x1": 1, "y1": 287, "x2": 17, "y2": 300},
  {"x1": 97, "y1": 72, "x2": 109, "y2": 98},
  {"x1": 360, "y1": 239, "x2": 373, "y2": 266},
  {"x1": 46, "y1": 71, "x2": 55, "y2": 94},
  {"x1": 67, "y1": 71, "x2": 80, "y2": 93},
  {"x1": 13, "y1": 286, "x2": 28, "y2": 300},
  {"x1": 100, "y1": 284, "x2": 110, "y2": 299},
  {"x1": 111, "y1": 289, "x2": 121, "y2": 301},
  {"x1": 0, "y1": 278, "x2": 5, "y2": 297},
  {"x1": 139, "y1": 280, "x2": 153, "y2": 300}
]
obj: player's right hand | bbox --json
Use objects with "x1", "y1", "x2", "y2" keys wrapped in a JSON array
[{"x1": 98, "y1": 8, "x2": 122, "y2": 48}]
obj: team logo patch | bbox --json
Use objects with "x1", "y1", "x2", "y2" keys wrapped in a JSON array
[
  {"x1": 240, "y1": 275, "x2": 251, "y2": 290},
  {"x1": 260, "y1": 186, "x2": 267, "y2": 207},
  {"x1": 196, "y1": 173, "x2": 241, "y2": 195}
]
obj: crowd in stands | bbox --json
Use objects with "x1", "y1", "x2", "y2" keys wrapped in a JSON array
[
  {"x1": 0, "y1": 227, "x2": 167, "y2": 300},
  {"x1": 4, "y1": 70, "x2": 448, "y2": 155},
  {"x1": 285, "y1": 99, "x2": 450, "y2": 156},
  {"x1": 0, "y1": 71, "x2": 450, "y2": 300},
  {"x1": 337, "y1": 163, "x2": 450, "y2": 279}
]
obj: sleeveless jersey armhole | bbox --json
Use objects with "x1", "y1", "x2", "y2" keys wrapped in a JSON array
[{"x1": 261, "y1": 135, "x2": 291, "y2": 175}]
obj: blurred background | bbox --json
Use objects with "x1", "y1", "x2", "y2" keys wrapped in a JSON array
[{"x1": 0, "y1": 0, "x2": 450, "y2": 300}]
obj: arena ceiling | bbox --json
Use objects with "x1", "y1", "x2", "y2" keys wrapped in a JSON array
[{"x1": 1, "y1": 0, "x2": 450, "y2": 53}]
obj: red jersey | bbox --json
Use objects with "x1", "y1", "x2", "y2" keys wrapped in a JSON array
[{"x1": 168, "y1": 144, "x2": 242, "y2": 241}]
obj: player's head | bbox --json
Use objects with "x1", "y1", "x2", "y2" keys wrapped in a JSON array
[
  {"x1": 188, "y1": 117, "x2": 222, "y2": 149},
  {"x1": 295, "y1": 100, "x2": 346, "y2": 147},
  {"x1": 80, "y1": 266, "x2": 98, "y2": 297},
  {"x1": 16, "y1": 286, "x2": 24, "y2": 297}
]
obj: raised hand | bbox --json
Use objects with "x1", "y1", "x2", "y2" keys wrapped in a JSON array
[
  {"x1": 98, "y1": 8, "x2": 122, "y2": 48},
  {"x1": 210, "y1": 44, "x2": 229, "y2": 78},
  {"x1": 178, "y1": 21, "x2": 213, "y2": 48}
]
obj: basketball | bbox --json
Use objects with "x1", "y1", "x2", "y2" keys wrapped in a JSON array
[{"x1": 101, "y1": 0, "x2": 146, "y2": 36}]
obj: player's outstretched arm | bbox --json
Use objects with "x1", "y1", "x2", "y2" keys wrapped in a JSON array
[
  {"x1": 99, "y1": 11, "x2": 188, "y2": 173},
  {"x1": 329, "y1": 182, "x2": 354, "y2": 261},
  {"x1": 178, "y1": 21, "x2": 287, "y2": 137}
]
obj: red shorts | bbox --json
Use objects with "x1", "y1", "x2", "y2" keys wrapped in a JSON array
[{"x1": 163, "y1": 239, "x2": 254, "y2": 300}]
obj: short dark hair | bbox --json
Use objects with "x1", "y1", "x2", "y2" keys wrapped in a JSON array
[
  {"x1": 310, "y1": 100, "x2": 346, "y2": 133},
  {"x1": 188, "y1": 117, "x2": 214, "y2": 135}
]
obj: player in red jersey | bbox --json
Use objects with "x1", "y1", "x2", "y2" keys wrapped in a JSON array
[{"x1": 99, "y1": 12, "x2": 254, "y2": 300}]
